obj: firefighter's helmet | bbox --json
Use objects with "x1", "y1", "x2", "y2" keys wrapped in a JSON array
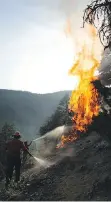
[{"x1": 13, "y1": 131, "x2": 21, "y2": 138}]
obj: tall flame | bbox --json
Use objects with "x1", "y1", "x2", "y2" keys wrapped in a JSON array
[{"x1": 58, "y1": 23, "x2": 103, "y2": 148}]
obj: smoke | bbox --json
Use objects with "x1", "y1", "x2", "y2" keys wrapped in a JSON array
[
  {"x1": 33, "y1": 125, "x2": 65, "y2": 142},
  {"x1": 99, "y1": 49, "x2": 111, "y2": 86},
  {"x1": 60, "y1": 0, "x2": 90, "y2": 31},
  {"x1": 60, "y1": 0, "x2": 76, "y2": 17},
  {"x1": 31, "y1": 125, "x2": 76, "y2": 169}
]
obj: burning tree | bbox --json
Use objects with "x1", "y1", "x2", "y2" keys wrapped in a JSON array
[
  {"x1": 57, "y1": 0, "x2": 111, "y2": 148},
  {"x1": 83, "y1": 0, "x2": 111, "y2": 49},
  {"x1": 81, "y1": 0, "x2": 111, "y2": 143},
  {"x1": 57, "y1": 22, "x2": 103, "y2": 148}
]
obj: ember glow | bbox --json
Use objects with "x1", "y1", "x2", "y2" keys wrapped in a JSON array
[{"x1": 57, "y1": 23, "x2": 103, "y2": 148}]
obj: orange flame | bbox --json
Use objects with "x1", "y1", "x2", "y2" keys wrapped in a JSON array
[{"x1": 57, "y1": 23, "x2": 103, "y2": 148}]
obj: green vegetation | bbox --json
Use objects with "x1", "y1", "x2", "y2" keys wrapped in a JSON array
[
  {"x1": 0, "y1": 89, "x2": 70, "y2": 140},
  {"x1": 39, "y1": 94, "x2": 72, "y2": 136}
]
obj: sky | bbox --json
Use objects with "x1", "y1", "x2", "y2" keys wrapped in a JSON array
[{"x1": 0, "y1": 0, "x2": 90, "y2": 94}]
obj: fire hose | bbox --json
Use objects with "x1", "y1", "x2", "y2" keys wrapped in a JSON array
[{"x1": 28, "y1": 151, "x2": 34, "y2": 158}]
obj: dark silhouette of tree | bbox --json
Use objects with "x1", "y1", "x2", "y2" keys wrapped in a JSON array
[
  {"x1": 86, "y1": 79, "x2": 111, "y2": 144},
  {"x1": 92, "y1": 79, "x2": 111, "y2": 106},
  {"x1": 39, "y1": 94, "x2": 72, "y2": 136},
  {"x1": 83, "y1": 0, "x2": 111, "y2": 49},
  {"x1": 1, "y1": 122, "x2": 15, "y2": 141}
]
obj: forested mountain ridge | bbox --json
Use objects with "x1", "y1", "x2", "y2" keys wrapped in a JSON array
[{"x1": 0, "y1": 89, "x2": 70, "y2": 140}]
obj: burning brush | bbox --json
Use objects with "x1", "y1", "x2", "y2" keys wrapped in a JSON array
[
  {"x1": 91, "y1": 79, "x2": 111, "y2": 108},
  {"x1": 57, "y1": 23, "x2": 103, "y2": 148}
]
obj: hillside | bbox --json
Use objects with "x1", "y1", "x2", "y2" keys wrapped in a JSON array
[
  {"x1": 1, "y1": 131, "x2": 111, "y2": 201},
  {"x1": 0, "y1": 89, "x2": 70, "y2": 140},
  {"x1": 0, "y1": 82, "x2": 111, "y2": 200}
]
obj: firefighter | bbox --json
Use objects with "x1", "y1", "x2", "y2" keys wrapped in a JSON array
[{"x1": 5, "y1": 131, "x2": 32, "y2": 188}]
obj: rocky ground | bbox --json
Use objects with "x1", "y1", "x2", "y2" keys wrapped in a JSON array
[{"x1": 1, "y1": 131, "x2": 111, "y2": 201}]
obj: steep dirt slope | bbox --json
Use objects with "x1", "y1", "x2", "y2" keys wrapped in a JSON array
[{"x1": 1, "y1": 131, "x2": 111, "y2": 201}]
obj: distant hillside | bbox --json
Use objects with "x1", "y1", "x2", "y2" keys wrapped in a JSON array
[{"x1": 0, "y1": 89, "x2": 70, "y2": 140}]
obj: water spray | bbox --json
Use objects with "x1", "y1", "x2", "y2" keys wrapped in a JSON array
[
  {"x1": 29, "y1": 151, "x2": 52, "y2": 168},
  {"x1": 33, "y1": 156, "x2": 52, "y2": 168}
]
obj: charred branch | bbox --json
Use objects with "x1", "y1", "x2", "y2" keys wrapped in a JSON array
[{"x1": 83, "y1": 0, "x2": 111, "y2": 48}]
